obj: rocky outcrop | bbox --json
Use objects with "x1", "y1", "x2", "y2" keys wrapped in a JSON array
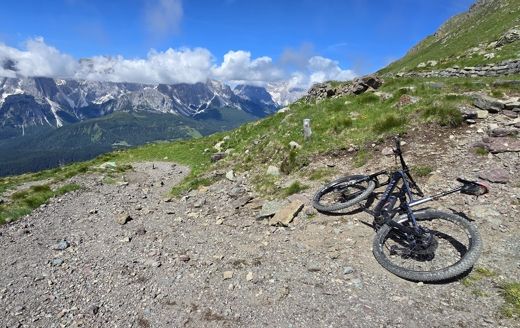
[
  {"x1": 305, "y1": 75, "x2": 383, "y2": 101},
  {"x1": 394, "y1": 59, "x2": 520, "y2": 78},
  {"x1": 496, "y1": 26, "x2": 520, "y2": 47}
]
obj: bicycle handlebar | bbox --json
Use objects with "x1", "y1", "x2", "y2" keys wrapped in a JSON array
[{"x1": 394, "y1": 136, "x2": 401, "y2": 154}]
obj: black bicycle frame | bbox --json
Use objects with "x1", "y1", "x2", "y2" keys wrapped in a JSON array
[{"x1": 364, "y1": 138, "x2": 464, "y2": 237}]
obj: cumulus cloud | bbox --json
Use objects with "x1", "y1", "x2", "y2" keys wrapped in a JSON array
[
  {"x1": 75, "y1": 48, "x2": 213, "y2": 84},
  {"x1": 145, "y1": 0, "x2": 183, "y2": 38},
  {"x1": 0, "y1": 38, "x2": 357, "y2": 89},
  {"x1": 0, "y1": 37, "x2": 78, "y2": 78},
  {"x1": 212, "y1": 50, "x2": 284, "y2": 84},
  {"x1": 307, "y1": 56, "x2": 356, "y2": 84}
]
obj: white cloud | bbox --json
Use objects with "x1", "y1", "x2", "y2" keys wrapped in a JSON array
[
  {"x1": 0, "y1": 37, "x2": 78, "y2": 78},
  {"x1": 0, "y1": 38, "x2": 357, "y2": 89},
  {"x1": 75, "y1": 48, "x2": 213, "y2": 84},
  {"x1": 307, "y1": 56, "x2": 356, "y2": 84},
  {"x1": 212, "y1": 50, "x2": 284, "y2": 83},
  {"x1": 145, "y1": 0, "x2": 183, "y2": 38}
]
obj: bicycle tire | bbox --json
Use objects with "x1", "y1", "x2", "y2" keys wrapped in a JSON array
[
  {"x1": 312, "y1": 175, "x2": 376, "y2": 212},
  {"x1": 372, "y1": 210, "x2": 482, "y2": 282}
]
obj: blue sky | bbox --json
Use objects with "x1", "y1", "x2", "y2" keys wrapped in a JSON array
[{"x1": 0, "y1": 0, "x2": 475, "y2": 86}]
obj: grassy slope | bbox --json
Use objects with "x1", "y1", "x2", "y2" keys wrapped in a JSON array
[
  {"x1": 381, "y1": 0, "x2": 520, "y2": 73},
  {"x1": 3, "y1": 74, "x2": 519, "y2": 223}
]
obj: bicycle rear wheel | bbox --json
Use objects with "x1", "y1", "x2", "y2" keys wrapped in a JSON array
[
  {"x1": 372, "y1": 210, "x2": 482, "y2": 282},
  {"x1": 312, "y1": 175, "x2": 375, "y2": 212}
]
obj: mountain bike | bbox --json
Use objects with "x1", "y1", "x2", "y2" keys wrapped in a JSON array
[{"x1": 312, "y1": 137, "x2": 489, "y2": 281}]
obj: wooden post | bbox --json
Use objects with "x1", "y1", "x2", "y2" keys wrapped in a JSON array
[{"x1": 303, "y1": 119, "x2": 312, "y2": 141}]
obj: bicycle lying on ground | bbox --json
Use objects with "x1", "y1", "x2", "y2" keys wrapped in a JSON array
[{"x1": 312, "y1": 137, "x2": 489, "y2": 282}]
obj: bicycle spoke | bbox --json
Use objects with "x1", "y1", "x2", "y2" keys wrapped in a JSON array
[
  {"x1": 319, "y1": 182, "x2": 370, "y2": 206},
  {"x1": 381, "y1": 217, "x2": 470, "y2": 272}
]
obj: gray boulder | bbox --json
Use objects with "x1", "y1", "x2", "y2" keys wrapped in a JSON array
[{"x1": 473, "y1": 94, "x2": 505, "y2": 113}]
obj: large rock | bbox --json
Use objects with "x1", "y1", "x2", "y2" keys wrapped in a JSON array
[
  {"x1": 473, "y1": 137, "x2": 520, "y2": 153},
  {"x1": 360, "y1": 75, "x2": 383, "y2": 89},
  {"x1": 225, "y1": 170, "x2": 235, "y2": 181},
  {"x1": 473, "y1": 94, "x2": 505, "y2": 113},
  {"x1": 479, "y1": 168, "x2": 510, "y2": 184},
  {"x1": 115, "y1": 212, "x2": 132, "y2": 225},
  {"x1": 269, "y1": 200, "x2": 304, "y2": 226},
  {"x1": 489, "y1": 127, "x2": 518, "y2": 137},
  {"x1": 504, "y1": 100, "x2": 520, "y2": 110},
  {"x1": 211, "y1": 152, "x2": 226, "y2": 162},
  {"x1": 256, "y1": 200, "x2": 285, "y2": 219},
  {"x1": 496, "y1": 26, "x2": 520, "y2": 47},
  {"x1": 306, "y1": 75, "x2": 383, "y2": 100}
]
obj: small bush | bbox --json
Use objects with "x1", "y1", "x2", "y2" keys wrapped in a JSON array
[
  {"x1": 11, "y1": 190, "x2": 30, "y2": 200},
  {"x1": 56, "y1": 183, "x2": 81, "y2": 195},
  {"x1": 372, "y1": 114, "x2": 407, "y2": 133},
  {"x1": 473, "y1": 146, "x2": 489, "y2": 156},
  {"x1": 31, "y1": 185, "x2": 52, "y2": 193},
  {"x1": 422, "y1": 105, "x2": 463, "y2": 127},
  {"x1": 280, "y1": 150, "x2": 308, "y2": 175},
  {"x1": 282, "y1": 181, "x2": 308, "y2": 197},
  {"x1": 490, "y1": 89, "x2": 504, "y2": 98}
]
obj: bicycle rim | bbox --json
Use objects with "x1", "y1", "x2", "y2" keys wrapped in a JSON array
[{"x1": 373, "y1": 210, "x2": 481, "y2": 281}]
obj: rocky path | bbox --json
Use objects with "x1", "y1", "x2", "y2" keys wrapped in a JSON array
[{"x1": 1, "y1": 122, "x2": 520, "y2": 327}]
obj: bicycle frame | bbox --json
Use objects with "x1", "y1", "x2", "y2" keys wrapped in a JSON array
[{"x1": 358, "y1": 139, "x2": 469, "y2": 237}]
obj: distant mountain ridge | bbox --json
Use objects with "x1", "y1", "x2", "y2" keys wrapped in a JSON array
[{"x1": 0, "y1": 77, "x2": 284, "y2": 131}]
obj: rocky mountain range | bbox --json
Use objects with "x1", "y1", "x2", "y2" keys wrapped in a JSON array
[{"x1": 0, "y1": 77, "x2": 289, "y2": 131}]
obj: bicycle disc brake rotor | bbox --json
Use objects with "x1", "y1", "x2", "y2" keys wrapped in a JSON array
[{"x1": 390, "y1": 232, "x2": 438, "y2": 259}]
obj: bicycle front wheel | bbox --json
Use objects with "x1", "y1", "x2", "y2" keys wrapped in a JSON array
[
  {"x1": 372, "y1": 210, "x2": 482, "y2": 282},
  {"x1": 312, "y1": 175, "x2": 376, "y2": 212}
]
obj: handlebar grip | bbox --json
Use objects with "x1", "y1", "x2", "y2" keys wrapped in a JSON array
[{"x1": 394, "y1": 136, "x2": 401, "y2": 153}]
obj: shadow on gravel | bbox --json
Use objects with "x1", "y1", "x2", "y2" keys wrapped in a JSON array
[{"x1": 448, "y1": 208, "x2": 476, "y2": 222}]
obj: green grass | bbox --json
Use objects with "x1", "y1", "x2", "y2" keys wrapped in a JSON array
[
  {"x1": 500, "y1": 282, "x2": 520, "y2": 318},
  {"x1": 473, "y1": 146, "x2": 489, "y2": 156},
  {"x1": 472, "y1": 289, "x2": 489, "y2": 297},
  {"x1": 307, "y1": 167, "x2": 336, "y2": 181},
  {"x1": 372, "y1": 114, "x2": 407, "y2": 133},
  {"x1": 332, "y1": 116, "x2": 353, "y2": 134},
  {"x1": 281, "y1": 181, "x2": 309, "y2": 197},
  {"x1": 412, "y1": 165, "x2": 434, "y2": 177},
  {"x1": 353, "y1": 149, "x2": 370, "y2": 168},
  {"x1": 422, "y1": 105, "x2": 463, "y2": 127},
  {"x1": 461, "y1": 266, "x2": 497, "y2": 287},
  {"x1": 0, "y1": 183, "x2": 81, "y2": 224}
]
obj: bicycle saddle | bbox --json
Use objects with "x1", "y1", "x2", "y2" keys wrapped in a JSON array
[{"x1": 457, "y1": 178, "x2": 489, "y2": 196}]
